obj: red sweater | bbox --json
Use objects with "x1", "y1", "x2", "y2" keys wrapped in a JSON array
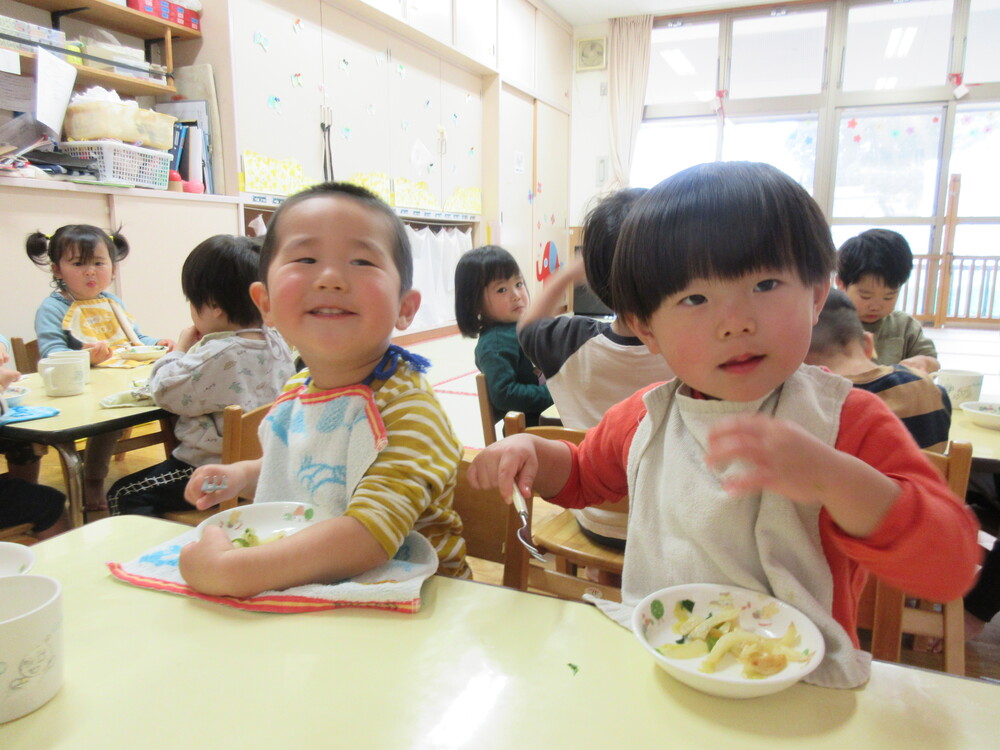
[{"x1": 551, "y1": 386, "x2": 981, "y2": 644}]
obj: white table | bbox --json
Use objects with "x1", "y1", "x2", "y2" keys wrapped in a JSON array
[{"x1": 1, "y1": 516, "x2": 997, "y2": 749}]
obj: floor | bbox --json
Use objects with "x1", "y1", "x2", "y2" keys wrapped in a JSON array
[{"x1": 18, "y1": 323, "x2": 1000, "y2": 680}]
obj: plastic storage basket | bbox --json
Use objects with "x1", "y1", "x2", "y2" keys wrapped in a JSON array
[{"x1": 58, "y1": 141, "x2": 171, "y2": 189}]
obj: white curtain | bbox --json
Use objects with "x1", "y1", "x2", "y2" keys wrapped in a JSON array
[{"x1": 608, "y1": 15, "x2": 653, "y2": 189}]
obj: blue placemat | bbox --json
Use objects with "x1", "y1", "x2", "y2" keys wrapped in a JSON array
[{"x1": 0, "y1": 405, "x2": 59, "y2": 426}]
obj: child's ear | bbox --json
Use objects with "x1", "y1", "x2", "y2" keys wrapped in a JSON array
[
  {"x1": 625, "y1": 313, "x2": 661, "y2": 355},
  {"x1": 249, "y1": 281, "x2": 273, "y2": 326},
  {"x1": 395, "y1": 289, "x2": 421, "y2": 331},
  {"x1": 834, "y1": 277, "x2": 846, "y2": 291},
  {"x1": 812, "y1": 278, "x2": 831, "y2": 324},
  {"x1": 50, "y1": 262, "x2": 62, "y2": 280}
]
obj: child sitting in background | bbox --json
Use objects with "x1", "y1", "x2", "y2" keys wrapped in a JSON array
[
  {"x1": 805, "y1": 289, "x2": 950, "y2": 452},
  {"x1": 517, "y1": 188, "x2": 673, "y2": 550},
  {"x1": 455, "y1": 245, "x2": 552, "y2": 427},
  {"x1": 178, "y1": 183, "x2": 468, "y2": 597},
  {"x1": 26, "y1": 224, "x2": 175, "y2": 511},
  {"x1": 108, "y1": 235, "x2": 295, "y2": 517},
  {"x1": 0, "y1": 335, "x2": 68, "y2": 539},
  {"x1": 469, "y1": 162, "x2": 979, "y2": 688},
  {"x1": 836, "y1": 229, "x2": 939, "y2": 373}
]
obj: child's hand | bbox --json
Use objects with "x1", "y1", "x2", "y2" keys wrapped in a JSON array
[
  {"x1": 0, "y1": 342, "x2": 9, "y2": 367},
  {"x1": 178, "y1": 525, "x2": 238, "y2": 596},
  {"x1": 176, "y1": 326, "x2": 201, "y2": 353},
  {"x1": 0, "y1": 366, "x2": 20, "y2": 391},
  {"x1": 84, "y1": 342, "x2": 111, "y2": 365},
  {"x1": 157, "y1": 338, "x2": 176, "y2": 352},
  {"x1": 185, "y1": 464, "x2": 245, "y2": 510},
  {"x1": 705, "y1": 413, "x2": 836, "y2": 504},
  {"x1": 468, "y1": 434, "x2": 544, "y2": 504}
]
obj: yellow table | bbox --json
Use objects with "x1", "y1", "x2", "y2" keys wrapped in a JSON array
[
  {"x1": 0, "y1": 367, "x2": 166, "y2": 526},
  {"x1": 950, "y1": 408, "x2": 1000, "y2": 471},
  {"x1": 2, "y1": 516, "x2": 997, "y2": 749}
]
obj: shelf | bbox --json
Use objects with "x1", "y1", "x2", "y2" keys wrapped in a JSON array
[
  {"x1": 240, "y1": 193, "x2": 481, "y2": 224},
  {"x1": 16, "y1": 50, "x2": 176, "y2": 97},
  {"x1": 15, "y1": 0, "x2": 200, "y2": 42}
]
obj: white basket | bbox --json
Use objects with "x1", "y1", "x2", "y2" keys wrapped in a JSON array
[{"x1": 58, "y1": 141, "x2": 171, "y2": 189}]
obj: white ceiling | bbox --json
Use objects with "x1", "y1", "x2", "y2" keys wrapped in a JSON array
[{"x1": 542, "y1": 0, "x2": 767, "y2": 27}]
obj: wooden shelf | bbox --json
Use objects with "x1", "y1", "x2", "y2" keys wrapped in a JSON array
[
  {"x1": 16, "y1": 50, "x2": 176, "y2": 97},
  {"x1": 16, "y1": 0, "x2": 200, "y2": 42}
]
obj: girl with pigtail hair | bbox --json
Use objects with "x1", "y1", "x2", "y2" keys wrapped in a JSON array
[{"x1": 26, "y1": 224, "x2": 174, "y2": 511}]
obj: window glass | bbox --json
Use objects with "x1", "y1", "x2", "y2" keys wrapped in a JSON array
[
  {"x1": 965, "y1": 0, "x2": 1000, "y2": 83},
  {"x1": 948, "y1": 105, "x2": 1000, "y2": 216},
  {"x1": 833, "y1": 107, "x2": 944, "y2": 218},
  {"x1": 729, "y1": 10, "x2": 827, "y2": 99},
  {"x1": 842, "y1": 0, "x2": 952, "y2": 92},
  {"x1": 645, "y1": 21, "x2": 720, "y2": 106},
  {"x1": 946, "y1": 227, "x2": 1000, "y2": 317},
  {"x1": 629, "y1": 118, "x2": 718, "y2": 188},
  {"x1": 720, "y1": 115, "x2": 818, "y2": 192}
]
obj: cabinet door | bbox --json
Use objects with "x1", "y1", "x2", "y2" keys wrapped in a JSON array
[
  {"x1": 498, "y1": 0, "x2": 535, "y2": 91},
  {"x1": 498, "y1": 87, "x2": 535, "y2": 281},
  {"x1": 405, "y1": 0, "x2": 452, "y2": 45},
  {"x1": 231, "y1": 0, "x2": 326, "y2": 188},
  {"x1": 455, "y1": 0, "x2": 497, "y2": 68},
  {"x1": 532, "y1": 101, "x2": 570, "y2": 298},
  {"x1": 534, "y1": 10, "x2": 572, "y2": 108},
  {"x1": 440, "y1": 61, "x2": 482, "y2": 214},
  {"x1": 321, "y1": 5, "x2": 392, "y2": 204},
  {"x1": 388, "y1": 36, "x2": 443, "y2": 210},
  {"x1": 360, "y1": 0, "x2": 405, "y2": 18}
]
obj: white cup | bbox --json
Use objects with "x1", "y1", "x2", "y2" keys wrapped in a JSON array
[
  {"x1": 0, "y1": 575, "x2": 63, "y2": 723},
  {"x1": 47, "y1": 350, "x2": 90, "y2": 384},
  {"x1": 37, "y1": 357, "x2": 85, "y2": 398},
  {"x1": 934, "y1": 369, "x2": 984, "y2": 408},
  {"x1": 0, "y1": 542, "x2": 35, "y2": 577}
]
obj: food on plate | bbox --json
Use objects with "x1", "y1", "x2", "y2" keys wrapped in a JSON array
[
  {"x1": 231, "y1": 527, "x2": 286, "y2": 548},
  {"x1": 657, "y1": 597, "x2": 811, "y2": 679}
]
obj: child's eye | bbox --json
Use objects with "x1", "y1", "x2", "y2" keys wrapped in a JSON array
[
  {"x1": 351, "y1": 258, "x2": 375, "y2": 267},
  {"x1": 753, "y1": 279, "x2": 779, "y2": 292},
  {"x1": 495, "y1": 286, "x2": 507, "y2": 294},
  {"x1": 680, "y1": 294, "x2": 707, "y2": 306},
  {"x1": 293, "y1": 257, "x2": 316, "y2": 264}
]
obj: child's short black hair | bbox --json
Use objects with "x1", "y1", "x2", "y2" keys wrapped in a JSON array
[
  {"x1": 809, "y1": 289, "x2": 865, "y2": 356},
  {"x1": 836, "y1": 228, "x2": 913, "y2": 289},
  {"x1": 26, "y1": 224, "x2": 129, "y2": 269},
  {"x1": 182, "y1": 235, "x2": 263, "y2": 327},
  {"x1": 454, "y1": 245, "x2": 522, "y2": 337},
  {"x1": 582, "y1": 187, "x2": 647, "y2": 310},
  {"x1": 611, "y1": 162, "x2": 835, "y2": 323},
  {"x1": 258, "y1": 182, "x2": 412, "y2": 291}
]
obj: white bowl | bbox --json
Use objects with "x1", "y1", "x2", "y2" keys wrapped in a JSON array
[
  {"x1": 632, "y1": 583, "x2": 825, "y2": 699},
  {"x1": 960, "y1": 402, "x2": 1000, "y2": 431},
  {"x1": 0, "y1": 575, "x2": 63, "y2": 723},
  {"x1": 120, "y1": 345, "x2": 169, "y2": 362},
  {"x1": 0, "y1": 542, "x2": 36, "y2": 576},
  {"x1": 2, "y1": 384, "x2": 29, "y2": 407},
  {"x1": 196, "y1": 502, "x2": 332, "y2": 547}
]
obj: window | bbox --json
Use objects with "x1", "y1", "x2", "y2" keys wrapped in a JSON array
[
  {"x1": 842, "y1": 0, "x2": 953, "y2": 92},
  {"x1": 948, "y1": 104, "x2": 1000, "y2": 217},
  {"x1": 964, "y1": 0, "x2": 1000, "y2": 83},
  {"x1": 630, "y1": 118, "x2": 717, "y2": 187},
  {"x1": 833, "y1": 107, "x2": 944, "y2": 218},
  {"x1": 720, "y1": 115, "x2": 818, "y2": 191},
  {"x1": 729, "y1": 10, "x2": 827, "y2": 99},
  {"x1": 645, "y1": 22, "x2": 720, "y2": 106}
]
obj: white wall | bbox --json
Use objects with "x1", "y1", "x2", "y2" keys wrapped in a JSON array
[{"x1": 568, "y1": 21, "x2": 611, "y2": 226}]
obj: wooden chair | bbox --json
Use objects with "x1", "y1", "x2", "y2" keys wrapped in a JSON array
[
  {"x1": 856, "y1": 441, "x2": 973, "y2": 675},
  {"x1": 0, "y1": 523, "x2": 37, "y2": 546},
  {"x1": 501, "y1": 411, "x2": 623, "y2": 602},
  {"x1": 475, "y1": 372, "x2": 499, "y2": 446},
  {"x1": 10, "y1": 337, "x2": 40, "y2": 373},
  {"x1": 162, "y1": 402, "x2": 271, "y2": 526}
]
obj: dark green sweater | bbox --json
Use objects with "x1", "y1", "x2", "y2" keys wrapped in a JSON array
[{"x1": 474, "y1": 322, "x2": 552, "y2": 424}]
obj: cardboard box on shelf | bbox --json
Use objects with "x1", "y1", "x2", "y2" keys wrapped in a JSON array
[
  {"x1": 126, "y1": 0, "x2": 200, "y2": 31},
  {"x1": 64, "y1": 101, "x2": 176, "y2": 151}
]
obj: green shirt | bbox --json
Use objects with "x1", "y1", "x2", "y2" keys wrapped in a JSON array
[{"x1": 863, "y1": 310, "x2": 937, "y2": 365}]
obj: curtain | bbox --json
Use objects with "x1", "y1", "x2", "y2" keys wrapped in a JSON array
[{"x1": 608, "y1": 15, "x2": 653, "y2": 189}]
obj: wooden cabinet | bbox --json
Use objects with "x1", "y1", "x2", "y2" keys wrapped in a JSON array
[
  {"x1": 454, "y1": 0, "x2": 496, "y2": 68},
  {"x1": 498, "y1": 0, "x2": 535, "y2": 92},
  {"x1": 534, "y1": 8, "x2": 572, "y2": 108},
  {"x1": 4, "y1": 0, "x2": 200, "y2": 97},
  {"x1": 404, "y1": 0, "x2": 452, "y2": 44}
]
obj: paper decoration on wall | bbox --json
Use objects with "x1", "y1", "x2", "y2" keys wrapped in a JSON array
[
  {"x1": 401, "y1": 120, "x2": 410, "y2": 131},
  {"x1": 513, "y1": 151, "x2": 525, "y2": 174},
  {"x1": 253, "y1": 32, "x2": 270, "y2": 51},
  {"x1": 444, "y1": 187, "x2": 481, "y2": 214},
  {"x1": 411, "y1": 139, "x2": 434, "y2": 172},
  {"x1": 375, "y1": 52, "x2": 387, "y2": 66},
  {"x1": 268, "y1": 96, "x2": 282, "y2": 113},
  {"x1": 550, "y1": 214, "x2": 556, "y2": 225},
  {"x1": 536, "y1": 220, "x2": 541, "y2": 230},
  {"x1": 466, "y1": 93, "x2": 473, "y2": 103},
  {"x1": 291, "y1": 73, "x2": 303, "y2": 87},
  {"x1": 293, "y1": 18, "x2": 303, "y2": 33},
  {"x1": 345, "y1": 171, "x2": 391, "y2": 205},
  {"x1": 527, "y1": 191, "x2": 533, "y2": 204},
  {"x1": 339, "y1": 58, "x2": 350, "y2": 72},
  {"x1": 535, "y1": 241, "x2": 560, "y2": 282},
  {"x1": 242, "y1": 150, "x2": 309, "y2": 196},
  {"x1": 394, "y1": 177, "x2": 438, "y2": 210},
  {"x1": 397, "y1": 63, "x2": 406, "y2": 78},
  {"x1": 468, "y1": 146, "x2": 475, "y2": 157},
  {"x1": 425, "y1": 99, "x2": 432, "y2": 110},
  {"x1": 366, "y1": 104, "x2": 375, "y2": 115},
  {"x1": 451, "y1": 113, "x2": 458, "y2": 124},
  {"x1": 340, "y1": 127, "x2": 352, "y2": 141},
  {"x1": 450, "y1": 163, "x2": 457, "y2": 173},
  {"x1": 537, "y1": 182, "x2": 542, "y2": 194}
]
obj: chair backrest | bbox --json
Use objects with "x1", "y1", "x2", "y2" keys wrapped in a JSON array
[
  {"x1": 217, "y1": 402, "x2": 271, "y2": 510},
  {"x1": 859, "y1": 441, "x2": 972, "y2": 675},
  {"x1": 475, "y1": 372, "x2": 498, "y2": 446},
  {"x1": 10, "y1": 337, "x2": 40, "y2": 374},
  {"x1": 452, "y1": 451, "x2": 508, "y2": 565}
]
